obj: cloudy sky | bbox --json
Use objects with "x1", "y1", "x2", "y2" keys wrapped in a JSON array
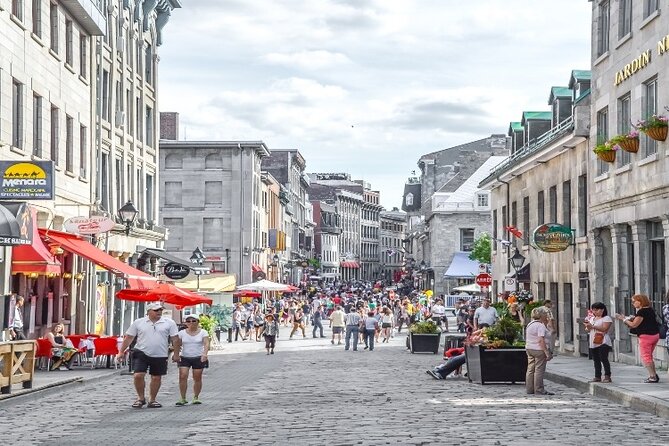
[{"x1": 158, "y1": 0, "x2": 592, "y2": 209}]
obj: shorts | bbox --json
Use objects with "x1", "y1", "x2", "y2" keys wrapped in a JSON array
[
  {"x1": 132, "y1": 350, "x2": 168, "y2": 376},
  {"x1": 178, "y1": 356, "x2": 208, "y2": 370},
  {"x1": 332, "y1": 327, "x2": 343, "y2": 334},
  {"x1": 382, "y1": 323, "x2": 391, "y2": 328}
]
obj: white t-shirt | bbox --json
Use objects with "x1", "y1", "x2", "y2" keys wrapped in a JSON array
[
  {"x1": 431, "y1": 304, "x2": 446, "y2": 317},
  {"x1": 330, "y1": 310, "x2": 346, "y2": 327},
  {"x1": 177, "y1": 328, "x2": 209, "y2": 357},
  {"x1": 525, "y1": 320, "x2": 547, "y2": 351},
  {"x1": 126, "y1": 316, "x2": 178, "y2": 357},
  {"x1": 589, "y1": 316, "x2": 613, "y2": 348},
  {"x1": 474, "y1": 306, "x2": 498, "y2": 326},
  {"x1": 364, "y1": 317, "x2": 379, "y2": 330}
]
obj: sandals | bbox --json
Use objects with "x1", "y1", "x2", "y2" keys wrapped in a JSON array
[
  {"x1": 131, "y1": 399, "x2": 146, "y2": 408},
  {"x1": 644, "y1": 375, "x2": 660, "y2": 383},
  {"x1": 147, "y1": 401, "x2": 162, "y2": 408}
]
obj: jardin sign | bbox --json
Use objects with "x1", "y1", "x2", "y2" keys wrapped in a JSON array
[{"x1": 532, "y1": 224, "x2": 573, "y2": 253}]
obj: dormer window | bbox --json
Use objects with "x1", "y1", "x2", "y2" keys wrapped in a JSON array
[
  {"x1": 477, "y1": 193, "x2": 489, "y2": 208},
  {"x1": 405, "y1": 193, "x2": 414, "y2": 206}
]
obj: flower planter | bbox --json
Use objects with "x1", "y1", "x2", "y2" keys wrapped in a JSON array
[
  {"x1": 618, "y1": 137, "x2": 639, "y2": 153},
  {"x1": 465, "y1": 345, "x2": 528, "y2": 385},
  {"x1": 644, "y1": 126, "x2": 668, "y2": 142},
  {"x1": 409, "y1": 332, "x2": 441, "y2": 354},
  {"x1": 595, "y1": 150, "x2": 616, "y2": 163}
]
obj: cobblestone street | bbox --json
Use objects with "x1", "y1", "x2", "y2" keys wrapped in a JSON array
[{"x1": 2, "y1": 331, "x2": 669, "y2": 445}]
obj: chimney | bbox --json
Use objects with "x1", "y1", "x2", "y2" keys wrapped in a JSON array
[{"x1": 160, "y1": 112, "x2": 179, "y2": 141}]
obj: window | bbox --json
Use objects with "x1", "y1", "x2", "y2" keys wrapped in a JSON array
[
  {"x1": 33, "y1": 94, "x2": 42, "y2": 157},
  {"x1": 405, "y1": 193, "x2": 413, "y2": 206},
  {"x1": 127, "y1": 163, "x2": 134, "y2": 204},
  {"x1": 101, "y1": 70, "x2": 109, "y2": 121},
  {"x1": 203, "y1": 218, "x2": 223, "y2": 249},
  {"x1": 619, "y1": 0, "x2": 632, "y2": 38},
  {"x1": 50, "y1": 105, "x2": 59, "y2": 164},
  {"x1": 12, "y1": 79, "x2": 23, "y2": 149},
  {"x1": 597, "y1": 1, "x2": 610, "y2": 57},
  {"x1": 12, "y1": 0, "x2": 23, "y2": 21},
  {"x1": 617, "y1": 93, "x2": 631, "y2": 166},
  {"x1": 537, "y1": 282, "x2": 546, "y2": 301},
  {"x1": 549, "y1": 186, "x2": 557, "y2": 223},
  {"x1": 114, "y1": 81, "x2": 123, "y2": 128},
  {"x1": 562, "y1": 180, "x2": 571, "y2": 228},
  {"x1": 145, "y1": 105, "x2": 153, "y2": 147},
  {"x1": 164, "y1": 153, "x2": 182, "y2": 169},
  {"x1": 164, "y1": 181, "x2": 182, "y2": 207},
  {"x1": 49, "y1": 2, "x2": 58, "y2": 53},
  {"x1": 205, "y1": 181, "x2": 223, "y2": 205},
  {"x1": 578, "y1": 174, "x2": 587, "y2": 236},
  {"x1": 477, "y1": 193, "x2": 489, "y2": 207},
  {"x1": 126, "y1": 89, "x2": 133, "y2": 135},
  {"x1": 145, "y1": 44, "x2": 153, "y2": 84},
  {"x1": 648, "y1": 221, "x2": 665, "y2": 311},
  {"x1": 65, "y1": 115, "x2": 73, "y2": 172},
  {"x1": 511, "y1": 201, "x2": 517, "y2": 229},
  {"x1": 136, "y1": 97, "x2": 143, "y2": 142},
  {"x1": 537, "y1": 191, "x2": 545, "y2": 225},
  {"x1": 100, "y1": 152, "x2": 109, "y2": 211},
  {"x1": 79, "y1": 125, "x2": 87, "y2": 178},
  {"x1": 115, "y1": 158, "x2": 123, "y2": 210},
  {"x1": 145, "y1": 174, "x2": 154, "y2": 221},
  {"x1": 164, "y1": 218, "x2": 183, "y2": 250},
  {"x1": 65, "y1": 19, "x2": 73, "y2": 66},
  {"x1": 644, "y1": 0, "x2": 659, "y2": 19},
  {"x1": 32, "y1": 0, "x2": 42, "y2": 37},
  {"x1": 596, "y1": 107, "x2": 609, "y2": 174},
  {"x1": 79, "y1": 35, "x2": 87, "y2": 77},
  {"x1": 626, "y1": 225, "x2": 635, "y2": 297},
  {"x1": 522, "y1": 196, "x2": 530, "y2": 245},
  {"x1": 501, "y1": 205, "x2": 507, "y2": 229},
  {"x1": 136, "y1": 40, "x2": 143, "y2": 77},
  {"x1": 643, "y1": 78, "x2": 658, "y2": 156},
  {"x1": 460, "y1": 228, "x2": 475, "y2": 251},
  {"x1": 492, "y1": 209, "x2": 498, "y2": 242},
  {"x1": 563, "y1": 284, "x2": 574, "y2": 343}
]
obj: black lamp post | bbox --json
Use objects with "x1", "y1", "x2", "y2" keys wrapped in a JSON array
[
  {"x1": 190, "y1": 247, "x2": 205, "y2": 291},
  {"x1": 510, "y1": 249, "x2": 526, "y2": 273},
  {"x1": 117, "y1": 201, "x2": 138, "y2": 235}
]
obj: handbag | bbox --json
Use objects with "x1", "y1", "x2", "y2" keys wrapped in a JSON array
[{"x1": 593, "y1": 331, "x2": 604, "y2": 345}]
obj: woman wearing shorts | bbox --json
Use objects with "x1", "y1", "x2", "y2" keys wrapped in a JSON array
[
  {"x1": 253, "y1": 306, "x2": 265, "y2": 341},
  {"x1": 263, "y1": 313, "x2": 279, "y2": 354},
  {"x1": 173, "y1": 314, "x2": 209, "y2": 406},
  {"x1": 381, "y1": 307, "x2": 394, "y2": 343}
]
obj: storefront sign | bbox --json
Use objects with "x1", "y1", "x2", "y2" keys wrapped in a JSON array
[
  {"x1": 164, "y1": 262, "x2": 190, "y2": 280},
  {"x1": 0, "y1": 202, "x2": 33, "y2": 245},
  {"x1": 64, "y1": 216, "x2": 116, "y2": 235},
  {"x1": 614, "y1": 33, "x2": 669, "y2": 86},
  {"x1": 532, "y1": 224, "x2": 573, "y2": 252},
  {"x1": 0, "y1": 161, "x2": 54, "y2": 199}
]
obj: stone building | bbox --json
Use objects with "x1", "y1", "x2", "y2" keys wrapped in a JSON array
[
  {"x1": 587, "y1": 0, "x2": 669, "y2": 365},
  {"x1": 159, "y1": 138, "x2": 269, "y2": 286},
  {"x1": 479, "y1": 70, "x2": 591, "y2": 355},
  {"x1": 260, "y1": 171, "x2": 287, "y2": 282},
  {"x1": 379, "y1": 207, "x2": 406, "y2": 284},
  {"x1": 354, "y1": 180, "x2": 382, "y2": 281},
  {"x1": 311, "y1": 200, "x2": 341, "y2": 281}
]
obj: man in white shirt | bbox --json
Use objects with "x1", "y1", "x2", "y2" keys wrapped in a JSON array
[
  {"x1": 9, "y1": 295, "x2": 25, "y2": 340},
  {"x1": 344, "y1": 309, "x2": 361, "y2": 351},
  {"x1": 474, "y1": 298, "x2": 499, "y2": 330},
  {"x1": 329, "y1": 305, "x2": 346, "y2": 345},
  {"x1": 430, "y1": 299, "x2": 448, "y2": 331},
  {"x1": 117, "y1": 302, "x2": 179, "y2": 409}
]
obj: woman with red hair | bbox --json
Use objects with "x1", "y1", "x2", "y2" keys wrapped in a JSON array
[{"x1": 616, "y1": 294, "x2": 661, "y2": 383}]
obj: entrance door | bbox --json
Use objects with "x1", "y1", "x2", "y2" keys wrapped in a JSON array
[{"x1": 576, "y1": 272, "x2": 590, "y2": 356}]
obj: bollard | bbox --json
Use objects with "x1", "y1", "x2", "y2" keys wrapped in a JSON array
[
  {"x1": 215, "y1": 328, "x2": 221, "y2": 342},
  {"x1": 227, "y1": 328, "x2": 233, "y2": 343}
]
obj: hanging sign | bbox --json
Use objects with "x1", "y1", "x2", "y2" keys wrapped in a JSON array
[
  {"x1": 532, "y1": 223, "x2": 573, "y2": 253},
  {"x1": 0, "y1": 160, "x2": 54, "y2": 199},
  {"x1": 164, "y1": 262, "x2": 190, "y2": 280},
  {"x1": 64, "y1": 216, "x2": 116, "y2": 235},
  {"x1": 504, "y1": 277, "x2": 517, "y2": 292},
  {"x1": 0, "y1": 202, "x2": 33, "y2": 245}
]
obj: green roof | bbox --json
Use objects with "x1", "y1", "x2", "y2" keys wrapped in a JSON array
[
  {"x1": 509, "y1": 122, "x2": 523, "y2": 133},
  {"x1": 522, "y1": 111, "x2": 552, "y2": 122},
  {"x1": 548, "y1": 86, "x2": 572, "y2": 104},
  {"x1": 571, "y1": 70, "x2": 591, "y2": 81}
]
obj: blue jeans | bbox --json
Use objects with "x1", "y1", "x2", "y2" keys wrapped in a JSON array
[
  {"x1": 366, "y1": 329, "x2": 376, "y2": 351},
  {"x1": 345, "y1": 326, "x2": 359, "y2": 350},
  {"x1": 312, "y1": 320, "x2": 324, "y2": 337}
]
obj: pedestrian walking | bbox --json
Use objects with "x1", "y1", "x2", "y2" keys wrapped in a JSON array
[
  {"x1": 312, "y1": 305, "x2": 326, "y2": 338},
  {"x1": 363, "y1": 311, "x2": 379, "y2": 351},
  {"x1": 263, "y1": 313, "x2": 279, "y2": 354},
  {"x1": 253, "y1": 306, "x2": 265, "y2": 341},
  {"x1": 289, "y1": 308, "x2": 306, "y2": 339},
  {"x1": 232, "y1": 304, "x2": 245, "y2": 341},
  {"x1": 344, "y1": 307, "x2": 361, "y2": 351},
  {"x1": 615, "y1": 294, "x2": 661, "y2": 383},
  {"x1": 525, "y1": 306, "x2": 553, "y2": 395},
  {"x1": 583, "y1": 302, "x2": 613, "y2": 383},
  {"x1": 329, "y1": 305, "x2": 346, "y2": 345},
  {"x1": 116, "y1": 302, "x2": 179, "y2": 408},
  {"x1": 9, "y1": 295, "x2": 25, "y2": 340},
  {"x1": 380, "y1": 307, "x2": 394, "y2": 343},
  {"x1": 172, "y1": 314, "x2": 209, "y2": 406}
]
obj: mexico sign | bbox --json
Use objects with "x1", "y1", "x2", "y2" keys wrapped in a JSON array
[{"x1": 532, "y1": 223, "x2": 573, "y2": 253}]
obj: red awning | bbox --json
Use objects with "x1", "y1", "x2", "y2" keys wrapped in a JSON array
[
  {"x1": 39, "y1": 228, "x2": 157, "y2": 289},
  {"x1": 233, "y1": 291, "x2": 262, "y2": 298},
  {"x1": 340, "y1": 261, "x2": 360, "y2": 269},
  {"x1": 251, "y1": 263, "x2": 263, "y2": 273},
  {"x1": 12, "y1": 208, "x2": 61, "y2": 275}
]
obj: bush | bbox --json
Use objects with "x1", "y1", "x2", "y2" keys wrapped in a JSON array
[{"x1": 409, "y1": 320, "x2": 440, "y2": 334}]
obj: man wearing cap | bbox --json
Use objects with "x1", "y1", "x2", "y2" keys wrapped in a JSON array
[{"x1": 117, "y1": 302, "x2": 179, "y2": 409}]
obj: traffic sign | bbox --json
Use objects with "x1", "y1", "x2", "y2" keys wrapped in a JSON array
[
  {"x1": 504, "y1": 277, "x2": 517, "y2": 292},
  {"x1": 475, "y1": 273, "x2": 493, "y2": 287},
  {"x1": 478, "y1": 264, "x2": 487, "y2": 274}
]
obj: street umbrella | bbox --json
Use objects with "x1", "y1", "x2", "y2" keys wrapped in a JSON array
[
  {"x1": 116, "y1": 282, "x2": 213, "y2": 306},
  {"x1": 236, "y1": 279, "x2": 291, "y2": 292}
]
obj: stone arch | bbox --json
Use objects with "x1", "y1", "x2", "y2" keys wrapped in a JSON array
[
  {"x1": 205, "y1": 153, "x2": 223, "y2": 169},
  {"x1": 164, "y1": 153, "x2": 182, "y2": 169}
]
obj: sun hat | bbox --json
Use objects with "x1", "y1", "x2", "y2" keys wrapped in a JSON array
[{"x1": 146, "y1": 302, "x2": 164, "y2": 311}]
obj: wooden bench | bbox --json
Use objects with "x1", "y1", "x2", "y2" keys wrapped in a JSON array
[{"x1": 0, "y1": 340, "x2": 36, "y2": 394}]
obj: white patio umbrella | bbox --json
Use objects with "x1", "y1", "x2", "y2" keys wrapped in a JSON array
[
  {"x1": 236, "y1": 279, "x2": 291, "y2": 291},
  {"x1": 452, "y1": 283, "x2": 482, "y2": 293}
]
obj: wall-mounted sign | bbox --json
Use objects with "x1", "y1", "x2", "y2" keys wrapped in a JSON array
[
  {"x1": 0, "y1": 202, "x2": 33, "y2": 245},
  {"x1": 164, "y1": 262, "x2": 190, "y2": 280},
  {"x1": 64, "y1": 216, "x2": 116, "y2": 235},
  {"x1": 504, "y1": 277, "x2": 517, "y2": 292},
  {"x1": 0, "y1": 161, "x2": 54, "y2": 199},
  {"x1": 532, "y1": 224, "x2": 573, "y2": 253}
]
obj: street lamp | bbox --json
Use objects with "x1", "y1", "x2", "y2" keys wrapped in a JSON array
[
  {"x1": 510, "y1": 249, "x2": 526, "y2": 273},
  {"x1": 420, "y1": 260, "x2": 427, "y2": 271},
  {"x1": 117, "y1": 201, "x2": 138, "y2": 235},
  {"x1": 190, "y1": 247, "x2": 205, "y2": 291}
]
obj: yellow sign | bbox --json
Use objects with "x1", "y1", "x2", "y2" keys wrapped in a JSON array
[
  {"x1": 95, "y1": 285, "x2": 107, "y2": 335},
  {"x1": 614, "y1": 50, "x2": 651, "y2": 86}
]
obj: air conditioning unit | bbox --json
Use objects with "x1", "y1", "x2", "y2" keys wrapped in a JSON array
[
  {"x1": 115, "y1": 110, "x2": 126, "y2": 127},
  {"x1": 116, "y1": 36, "x2": 125, "y2": 52}
]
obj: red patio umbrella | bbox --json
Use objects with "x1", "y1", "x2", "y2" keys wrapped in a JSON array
[{"x1": 116, "y1": 283, "x2": 213, "y2": 306}]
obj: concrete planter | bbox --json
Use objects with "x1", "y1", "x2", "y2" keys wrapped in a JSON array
[{"x1": 465, "y1": 345, "x2": 528, "y2": 385}]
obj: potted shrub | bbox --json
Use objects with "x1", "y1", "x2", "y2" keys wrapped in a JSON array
[
  {"x1": 408, "y1": 320, "x2": 441, "y2": 354},
  {"x1": 636, "y1": 114, "x2": 668, "y2": 141},
  {"x1": 464, "y1": 316, "x2": 527, "y2": 384},
  {"x1": 592, "y1": 141, "x2": 618, "y2": 163},
  {"x1": 609, "y1": 130, "x2": 640, "y2": 153}
]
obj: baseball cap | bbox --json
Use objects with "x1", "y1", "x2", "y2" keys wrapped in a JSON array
[
  {"x1": 146, "y1": 302, "x2": 164, "y2": 311},
  {"x1": 185, "y1": 314, "x2": 200, "y2": 321}
]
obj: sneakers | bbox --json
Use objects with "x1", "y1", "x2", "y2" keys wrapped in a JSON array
[
  {"x1": 192, "y1": 397, "x2": 202, "y2": 405},
  {"x1": 426, "y1": 369, "x2": 443, "y2": 380},
  {"x1": 175, "y1": 399, "x2": 188, "y2": 406}
]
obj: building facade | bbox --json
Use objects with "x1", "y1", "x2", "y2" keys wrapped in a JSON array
[
  {"x1": 588, "y1": 0, "x2": 669, "y2": 365},
  {"x1": 311, "y1": 200, "x2": 341, "y2": 281},
  {"x1": 355, "y1": 181, "x2": 382, "y2": 281},
  {"x1": 379, "y1": 207, "x2": 406, "y2": 285}
]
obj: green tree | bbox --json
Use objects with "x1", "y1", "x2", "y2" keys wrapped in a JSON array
[{"x1": 469, "y1": 232, "x2": 491, "y2": 264}]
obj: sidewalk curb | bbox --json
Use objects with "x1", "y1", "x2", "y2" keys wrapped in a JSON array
[
  {"x1": 0, "y1": 369, "x2": 120, "y2": 403},
  {"x1": 546, "y1": 370, "x2": 669, "y2": 420}
]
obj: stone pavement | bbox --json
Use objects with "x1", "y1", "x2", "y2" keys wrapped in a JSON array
[{"x1": 1, "y1": 329, "x2": 669, "y2": 445}]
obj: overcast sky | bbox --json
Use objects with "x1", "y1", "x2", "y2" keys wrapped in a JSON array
[{"x1": 158, "y1": 0, "x2": 592, "y2": 209}]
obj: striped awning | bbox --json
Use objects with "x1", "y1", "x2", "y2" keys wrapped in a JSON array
[{"x1": 340, "y1": 261, "x2": 360, "y2": 269}]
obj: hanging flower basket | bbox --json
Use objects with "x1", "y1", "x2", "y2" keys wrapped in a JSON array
[
  {"x1": 645, "y1": 126, "x2": 668, "y2": 142},
  {"x1": 596, "y1": 150, "x2": 616, "y2": 162},
  {"x1": 618, "y1": 137, "x2": 639, "y2": 152}
]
